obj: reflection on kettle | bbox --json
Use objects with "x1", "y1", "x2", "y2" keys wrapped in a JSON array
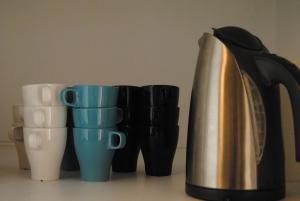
[{"x1": 186, "y1": 26, "x2": 300, "y2": 201}]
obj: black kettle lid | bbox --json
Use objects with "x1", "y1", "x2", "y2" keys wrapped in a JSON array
[{"x1": 213, "y1": 26, "x2": 265, "y2": 51}]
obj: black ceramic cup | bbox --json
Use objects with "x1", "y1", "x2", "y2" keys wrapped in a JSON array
[
  {"x1": 112, "y1": 125, "x2": 140, "y2": 172},
  {"x1": 61, "y1": 107, "x2": 79, "y2": 171},
  {"x1": 112, "y1": 85, "x2": 142, "y2": 173},
  {"x1": 66, "y1": 107, "x2": 74, "y2": 127},
  {"x1": 116, "y1": 86, "x2": 142, "y2": 125},
  {"x1": 61, "y1": 128, "x2": 80, "y2": 171},
  {"x1": 140, "y1": 125, "x2": 179, "y2": 176},
  {"x1": 121, "y1": 107, "x2": 140, "y2": 124},
  {"x1": 141, "y1": 85, "x2": 179, "y2": 107},
  {"x1": 140, "y1": 106, "x2": 180, "y2": 126},
  {"x1": 116, "y1": 86, "x2": 141, "y2": 108}
]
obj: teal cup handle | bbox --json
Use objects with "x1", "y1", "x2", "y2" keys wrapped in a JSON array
[
  {"x1": 60, "y1": 85, "x2": 119, "y2": 108},
  {"x1": 108, "y1": 131, "x2": 126, "y2": 150},
  {"x1": 60, "y1": 87, "x2": 77, "y2": 107}
]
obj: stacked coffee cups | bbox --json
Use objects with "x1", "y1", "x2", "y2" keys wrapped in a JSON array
[
  {"x1": 60, "y1": 85, "x2": 126, "y2": 182},
  {"x1": 140, "y1": 85, "x2": 180, "y2": 176},
  {"x1": 22, "y1": 84, "x2": 67, "y2": 181},
  {"x1": 112, "y1": 86, "x2": 141, "y2": 173},
  {"x1": 8, "y1": 105, "x2": 30, "y2": 170}
]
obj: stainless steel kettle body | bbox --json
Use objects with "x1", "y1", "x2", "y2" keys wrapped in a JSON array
[
  {"x1": 186, "y1": 28, "x2": 300, "y2": 201},
  {"x1": 187, "y1": 32, "x2": 264, "y2": 188}
]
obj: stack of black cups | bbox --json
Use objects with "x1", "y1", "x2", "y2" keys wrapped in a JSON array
[
  {"x1": 61, "y1": 97, "x2": 80, "y2": 171},
  {"x1": 112, "y1": 86, "x2": 141, "y2": 173},
  {"x1": 140, "y1": 85, "x2": 179, "y2": 176}
]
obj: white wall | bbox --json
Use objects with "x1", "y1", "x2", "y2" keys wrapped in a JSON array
[
  {"x1": 0, "y1": 0, "x2": 277, "y2": 148},
  {"x1": 276, "y1": 0, "x2": 300, "y2": 182},
  {"x1": 3, "y1": 0, "x2": 300, "y2": 182},
  {"x1": 277, "y1": 0, "x2": 300, "y2": 61}
]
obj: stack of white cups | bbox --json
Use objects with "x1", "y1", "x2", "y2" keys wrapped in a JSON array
[
  {"x1": 8, "y1": 105, "x2": 30, "y2": 170},
  {"x1": 22, "y1": 84, "x2": 67, "y2": 181}
]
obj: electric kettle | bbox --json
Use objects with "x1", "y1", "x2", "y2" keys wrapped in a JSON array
[{"x1": 186, "y1": 26, "x2": 300, "y2": 201}]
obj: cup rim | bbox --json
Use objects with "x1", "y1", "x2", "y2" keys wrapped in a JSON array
[
  {"x1": 73, "y1": 127, "x2": 117, "y2": 131},
  {"x1": 138, "y1": 125, "x2": 179, "y2": 132},
  {"x1": 141, "y1": 85, "x2": 179, "y2": 90},
  {"x1": 114, "y1": 85, "x2": 141, "y2": 89},
  {"x1": 71, "y1": 85, "x2": 119, "y2": 89},
  {"x1": 22, "y1": 83, "x2": 66, "y2": 89},
  {"x1": 23, "y1": 127, "x2": 67, "y2": 131},
  {"x1": 23, "y1": 106, "x2": 66, "y2": 109},
  {"x1": 141, "y1": 106, "x2": 180, "y2": 110},
  {"x1": 72, "y1": 107, "x2": 120, "y2": 111},
  {"x1": 12, "y1": 122, "x2": 23, "y2": 127}
]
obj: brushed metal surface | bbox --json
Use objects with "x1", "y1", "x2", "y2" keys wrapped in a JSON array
[{"x1": 186, "y1": 33, "x2": 263, "y2": 190}]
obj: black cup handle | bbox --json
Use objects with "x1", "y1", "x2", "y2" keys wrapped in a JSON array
[{"x1": 255, "y1": 54, "x2": 300, "y2": 161}]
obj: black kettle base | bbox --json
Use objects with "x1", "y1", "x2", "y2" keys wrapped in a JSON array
[{"x1": 186, "y1": 183, "x2": 285, "y2": 201}]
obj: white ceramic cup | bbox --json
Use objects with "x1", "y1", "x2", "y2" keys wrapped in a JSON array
[
  {"x1": 8, "y1": 126, "x2": 30, "y2": 170},
  {"x1": 24, "y1": 127, "x2": 67, "y2": 181},
  {"x1": 22, "y1": 84, "x2": 66, "y2": 106},
  {"x1": 12, "y1": 105, "x2": 24, "y2": 125},
  {"x1": 23, "y1": 106, "x2": 67, "y2": 128}
]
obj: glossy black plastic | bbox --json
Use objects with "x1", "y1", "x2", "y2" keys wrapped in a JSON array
[
  {"x1": 112, "y1": 125, "x2": 140, "y2": 172},
  {"x1": 213, "y1": 26, "x2": 265, "y2": 51},
  {"x1": 141, "y1": 85, "x2": 179, "y2": 107},
  {"x1": 255, "y1": 53, "x2": 300, "y2": 161},
  {"x1": 186, "y1": 183, "x2": 285, "y2": 201},
  {"x1": 140, "y1": 105, "x2": 179, "y2": 126},
  {"x1": 140, "y1": 125, "x2": 179, "y2": 176}
]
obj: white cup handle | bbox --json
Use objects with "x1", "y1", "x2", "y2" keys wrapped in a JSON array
[
  {"x1": 28, "y1": 132, "x2": 43, "y2": 150},
  {"x1": 33, "y1": 109, "x2": 46, "y2": 127},
  {"x1": 39, "y1": 86, "x2": 52, "y2": 105}
]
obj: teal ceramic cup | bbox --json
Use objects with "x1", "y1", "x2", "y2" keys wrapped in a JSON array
[
  {"x1": 73, "y1": 107, "x2": 123, "y2": 128},
  {"x1": 60, "y1": 85, "x2": 119, "y2": 108},
  {"x1": 74, "y1": 128, "x2": 126, "y2": 182}
]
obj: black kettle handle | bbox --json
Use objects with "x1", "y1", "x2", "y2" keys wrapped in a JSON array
[{"x1": 255, "y1": 54, "x2": 300, "y2": 161}]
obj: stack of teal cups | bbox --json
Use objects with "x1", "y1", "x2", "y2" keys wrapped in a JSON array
[{"x1": 60, "y1": 85, "x2": 126, "y2": 182}]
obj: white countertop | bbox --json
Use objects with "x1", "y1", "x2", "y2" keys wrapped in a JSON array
[{"x1": 0, "y1": 144, "x2": 299, "y2": 201}]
